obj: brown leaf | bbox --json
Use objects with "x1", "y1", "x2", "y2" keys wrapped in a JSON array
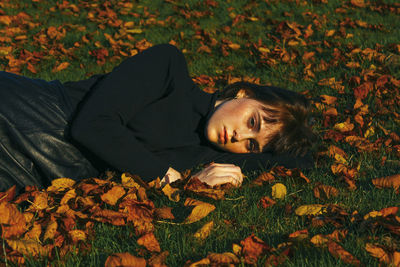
[
  {"x1": 7, "y1": 239, "x2": 51, "y2": 257},
  {"x1": 320, "y1": 95, "x2": 337, "y2": 105},
  {"x1": 372, "y1": 174, "x2": 400, "y2": 190},
  {"x1": 207, "y1": 252, "x2": 240, "y2": 264},
  {"x1": 105, "y1": 252, "x2": 146, "y2": 267},
  {"x1": 137, "y1": 232, "x2": 161, "y2": 252},
  {"x1": 240, "y1": 234, "x2": 271, "y2": 264},
  {"x1": 43, "y1": 220, "x2": 58, "y2": 241},
  {"x1": 259, "y1": 196, "x2": 276, "y2": 209},
  {"x1": 101, "y1": 186, "x2": 125, "y2": 205},
  {"x1": 351, "y1": 0, "x2": 365, "y2": 8},
  {"x1": 327, "y1": 241, "x2": 360, "y2": 266},
  {"x1": 154, "y1": 207, "x2": 175, "y2": 220},
  {"x1": 313, "y1": 184, "x2": 339, "y2": 200},
  {"x1": 0, "y1": 185, "x2": 16, "y2": 203},
  {"x1": 0, "y1": 202, "x2": 27, "y2": 238},
  {"x1": 288, "y1": 229, "x2": 308, "y2": 240},
  {"x1": 183, "y1": 198, "x2": 216, "y2": 224},
  {"x1": 194, "y1": 221, "x2": 214, "y2": 240},
  {"x1": 184, "y1": 177, "x2": 225, "y2": 200},
  {"x1": 24, "y1": 222, "x2": 41, "y2": 241},
  {"x1": 252, "y1": 172, "x2": 275, "y2": 186},
  {"x1": 148, "y1": 251, "x2": 169, "y2": 267}
]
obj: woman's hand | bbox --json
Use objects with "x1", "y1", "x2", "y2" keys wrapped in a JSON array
[{"x1": 192, "y1": 163, "x2": 243, "y2": 187}]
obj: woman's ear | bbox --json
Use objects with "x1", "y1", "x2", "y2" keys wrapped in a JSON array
[{"x1": 235, "y1": 88, "x2": 255, "y2": 99}]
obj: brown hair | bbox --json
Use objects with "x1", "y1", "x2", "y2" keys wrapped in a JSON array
[{"x1": 218, "y1": 82, "x2": 317, "y2": 156}]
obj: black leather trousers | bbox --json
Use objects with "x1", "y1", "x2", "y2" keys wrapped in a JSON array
[{"x1": 0, "y1": 71, "x2": 100, "y2": 192}]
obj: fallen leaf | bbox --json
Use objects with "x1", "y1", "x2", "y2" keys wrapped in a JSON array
[
  {"x1": 194, "y1": 221, "x2": 214, "y2": 240},
  {"x1": 69, "y1": 229, "x2": 86, "y2": 243},
  {"x1": 43, "y1": 220, "x2": 58, "y2": 241},
  {"x1": 7, "y1": 239, "x2": 51, "y2": 257},
  {"x1": 101, "y1": 186, "x2": 125, "y2": 205},
  {"x1": 288, "y1": 229, "x2": 308, "y2": 240},
  {"x1": 372, "y1": 174, "x2": 400, "y2": 190},
  {"x1": 252, "y1": 172, "x2": 275, "y2": 186},
  {"x1": 351, "y1": 0, "x2": 365, "y2": 8},
  {"x1": 162, "y1": 184, "x2": 180, "y2": 202},
  {"x1": 137, "y1": 232, "x2": 161, "y2": 252},
  {"x1": 148, "y1": 251, "x2": 169, "y2": 266},
  {"x1": 52, "y1": 62, "x2": 70, "y2": 73},
  {"x1": 0, "y1": 185, "x2": 16, "y2": 203},
  {"x1": 46, "y1": 178, "x2": 76, "y2": 192},
  {"x1": 259, "y1": 196, "x2": 276, "y2": 209},
  {"x1": 183, "y1": 198, "x2": 216, "y2": 224},
  {"x1": 105, "y1": 252, "x2": 146, "y2": 267},
  {"x1": 240, "y1": 234, "x2": 271, "y2": 264},
  {"x1": 154, "y1": 207, "x2": 175, "y2": 220},
  {"x1": 365, "y1": 243, "x2": 390, "y2": 264},
  {"x1": 313, "y1": 184, "x2": 339, "y2": 200},
  {"x1": 327, "y1": 241, "x2": 361, "y2": 266},
  {"x1": 207, "y1": 252, "x2": 240, "y2": 264},
  {"x1": 295, "y1": 204, "x2": 326, "y2": 216},
  {"x1": 334, "y1": 119, "x2": 354, "y2": 132},
  {"x1": 271, "y1": 183, "x2": 287, "y2": 199}
]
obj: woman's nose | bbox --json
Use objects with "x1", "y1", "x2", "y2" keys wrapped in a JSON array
[{"x1": 232, "y1": 129, "x2": 253, "y2": 142}]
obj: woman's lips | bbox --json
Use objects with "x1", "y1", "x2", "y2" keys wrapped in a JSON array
[{"x1": 219, "y1": 127, "x2": 227, "y2": 144}]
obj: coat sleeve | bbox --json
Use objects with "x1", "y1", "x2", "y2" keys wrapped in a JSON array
[{"x1": 70, "y1": 44, "x2": 187, "y2": 181}]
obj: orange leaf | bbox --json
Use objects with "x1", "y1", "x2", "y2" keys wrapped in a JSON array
[
  {"x1": 0, "y1": 202, "x2": 27, "y2": 238},
  {"x1": 137, "y1": 232, "x2": 161, "y2": 252},
  {"x1": 43, "y1": 220, "x2": 58, "y2": 241},
  {"x1": 372, "y1": 174, "x2": 400, "y2": 190},
  {"x1": 351, "y1": 0, "x2": 365, "y2": 7},
  {"x1": 24, "y1": 222, "x2": 41, "y2": 241},
  {"x1": 334, "y1": 118, "x2": 354, "y2": 132},
  {"x1": 253, "y1": 172, "x2": 275, "y2": 186},
  {"x1": 313, "y1": 184, "x2": 339, "y2": 200},
  {"x1": 379, "y1": 206, "x2": 399, "y2": 217},
  {"x1": 6, "y1": 239, "x2": 51, "y2": 257},
  {"x1": 101, "y1": 186, "x2": 125, "y2": 205},
  {"x1": 365, "y1": 243, "x2": 390, "y2": 264},
  {"x1": 105, "y1": 252, "x2": 146, "y2": 267},
  {"x1": 259, "y1": 196, "x2": 276, "y2": 209},
  {"x1": 288, "y1": 229, "x2": 308, "y2": 240},
  {"x1": 240, "y1": 234, "x2": 271, "y2": 264},
  {"x1": 320, "y1": 95, "x2": 337, "y2": 105},
  {"x1": 52, "y1": 62, "x2": 70, "y2": 73},
  {"x1": 328, "y1": 241, "x2": 361, "y2": 266}
]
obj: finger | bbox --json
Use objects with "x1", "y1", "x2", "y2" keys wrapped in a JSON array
[{"x1": 209, "y1": 176, "x2": 240, "y2": 187}]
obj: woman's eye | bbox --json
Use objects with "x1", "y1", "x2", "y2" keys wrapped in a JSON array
[
  {"x1": 248, "y1": 139, "x2": 257, "y2": 152},
  {"x1": 249, "y1": 117, "x2": 255, "y2": 128}
]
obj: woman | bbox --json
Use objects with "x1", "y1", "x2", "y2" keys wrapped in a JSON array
[{"x1": 0, "y1": 44, "x2": 315, "y2": 192}]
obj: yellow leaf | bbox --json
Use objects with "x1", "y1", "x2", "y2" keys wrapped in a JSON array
[
  {"x1": 126, "y1": 28, "x2": 143, "y2": 34},
  {"x1": 162, "y1": 184, "x2": 180, "y2": 202},
  {"x1": 364, "y1": 126, "x2": 375, "y2": 138},
  {"x1": 363, "y1": 210, "x2": 382, "y2": 220},
  {"x1": 194, "y1": 221, "x2": 214, "y2": 240},
  {"x1": 43, "y1": 220, "x2": 58, "y2": 241},
  {"x1": 121, "y1": 173, "x2": 141, "y2": 189},
  {"x1": 271, "y1": 183, "x2": 286, "y2": 199},
  {"x1": 69, "y1": 229, "x2": 86, "y2": 243},
  {"x1": 258, "y1": 47, "x2": 270, "y2": 53},
  {"x1": 60, "y1": 189, "x2": 76, "y2": 205},
  {"x1": 295, "y1": 204, "x2": 325, "y2": 216},
  {"x1": 228, "y1": 43, "x2": 240, "y2": 50},
  {"x1": 325, "y1": 29, "x2": 335, "y2": 37},
  {"x1": 105, "y1": 252, "x2": 146, "y2": 267},
  {"x1": 0, "y1": 46, "x2": 12, "y2": 55},
  {"x1": 310, "y1": 234, "x2": 329, "y2": 247},
  {"x1": 232, "y1": 243, "x2": 242, "y2": 255},
  {"x1": 334, "y1": 119, "x2": 354, "y2": 132},
  {"x1": 365, "y1": 243, "x2": 390, "y2": 263},
  {"x1": 46, "y1": 178, "x2": 76, "y2": 192},
  {"x1": 28, "y1": 191, "x2": 48, "y2": 211},
  {"x1": 183, "y1": 198, "x2": 216, "y2": 224},
  {"x1": 101, "y1": 186, "x2": 125, "y2": 206}
]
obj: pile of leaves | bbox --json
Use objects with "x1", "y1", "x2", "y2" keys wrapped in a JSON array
[{"x1": 1, "y1": 168, "x2": 399, "y2": 266}]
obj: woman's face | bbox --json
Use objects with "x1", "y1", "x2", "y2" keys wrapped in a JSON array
[{"x1": 205, "y1": 97, "x2": 281, "y2": 153}]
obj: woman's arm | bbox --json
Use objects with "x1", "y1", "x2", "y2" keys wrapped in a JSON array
[{"x1": 70, "y1": 44, "x2": 189, "y2": 182}]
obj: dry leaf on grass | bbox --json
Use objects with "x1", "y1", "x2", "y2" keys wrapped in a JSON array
[
  {"x1": 259, "y1": 196, "x2": 276, "y2": 209},
  {"x1": 162, "y1": 184, "x2": 180, "y2": 202},
  {"x1": 194, "y1": 221, "x2": 214, "y2": 240},
  {"x1": 372, "y1": 174, "x2": 400, "y2": 191},
  {"x1": 327, "y1": 241, "x2": 361, "y2": 266},
  {"x1": 137, "y1": 232, "x2": 161, "y2": 252},
  {"x1": 101, "y1": 186, "x2": 126, "y2": 205},
  {"x1": 105, "y1": 252, "x2": 146, "y2": 267},
  {"x1": 295, "y1": 204, "x2": 326, "y2": 216},
  {"x1": 240, "y1": 233, "x2": 271, "y2": 264},
  {"x1": 183, "y1": 198, "x2": 215, "y2": 224},
  {"x1": 313, "y1": 184, "x2": 339, "y2": 200},
  {"x1": 271, "y1": 183, "x2": 287, "y2": 199}
]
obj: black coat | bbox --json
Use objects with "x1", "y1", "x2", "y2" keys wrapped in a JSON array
[{"x1": 0, "y1": 44, "x2": 312, "y2": 191}]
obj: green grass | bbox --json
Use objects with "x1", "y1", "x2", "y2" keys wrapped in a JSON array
[{"x1": 1, "y1": 0, "x2": 399, "y2": 266}]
